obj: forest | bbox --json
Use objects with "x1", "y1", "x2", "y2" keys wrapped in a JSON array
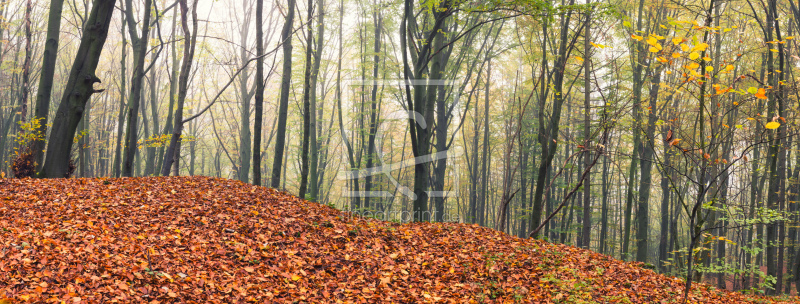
[{"x1": 1, "y1": 0, "x2": 800, "y2": 299}]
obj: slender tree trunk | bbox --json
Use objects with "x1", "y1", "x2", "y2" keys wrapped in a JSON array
[
  {"x1": 113, "y1": 8, "x2": 128, "y2": 178},
  {"x1": 157, "y1": 12, "x2": 179, "y2": 174},
  {"x1": 529, "y1": 3, "x2": 579, "y2": 237},
  {"x1": 363, "y1": 7, "x2": 382, "y2": 209},
  {"x1": 18, "y1": 0, "x2": 31, "y2": 127},
  {"x1": 580, "y1": 0, "x2": 592, "y2": 249},
  {"x1": 308, "y1": 0, "x2": 326, "y2": 200},
  {"x1": 161, "y1": 0, "x2": 199, "y2": 176},
  {"x1": 270, "y1": 0, "x2": 296, "y2": 188},
  {"x1": 31, "y1": 0, "x2": 65, "y2": 171},
  {"x1": 297, "y1": 0, "x2": 314, "y2": 198},
  {"x1": 600, "y1": 150, "x2": 610, "y2": 254},
  {"x1": 145, "y1": 48, "x2": 160, "y2": 176},
  {"x1": 764, "y1": 0, "x2": 780, "y2": 294},
  {"x1": 479, "y1": 60, "x2": 491, "y2": 226},
  {"x1": 253, "y1": 0, "x2": 264, "y2": 185},
  {"x1": 121, "y1": 0, "x2": 154, "y2": 177},
  {"x1": 238, "y1": 0, "x2": 252, "y2": 183},
  {"x1": 636, "y1": 68, "x2": 661, "y2": 263}
]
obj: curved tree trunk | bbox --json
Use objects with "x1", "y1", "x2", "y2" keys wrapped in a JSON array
[{"x1": 39, "y1": 0, "x2": 118, "y2": 178}]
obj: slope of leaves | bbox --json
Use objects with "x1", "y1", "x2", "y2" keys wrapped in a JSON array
[{"x1": 0, "y1": 176, "x2": 796, "y2": 303}]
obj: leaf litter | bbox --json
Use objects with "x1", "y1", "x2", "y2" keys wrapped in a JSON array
[{"x1": 0, "y1": 176, "x2": 795, "y2": 303}]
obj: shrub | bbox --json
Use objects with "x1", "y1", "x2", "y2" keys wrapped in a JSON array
[{"x1": 11, "y1": 145, "x2": 35, "y2": 178}]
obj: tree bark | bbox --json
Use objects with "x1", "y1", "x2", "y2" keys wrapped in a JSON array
[
  {"x1": 308, "y1": 0, "x2": 325, "y2": 200},
  {"x1": 579, "y1": 0, "x2": 592, "y2": 249},
  {"x1": 252, "y1": 0, "x2": 265, "y2": 185},
  {"x1": 270, "y1": 0, "x2": 296, "y2": 188},
  {"x1": 39, "y1": 0, "x2": 118, "y2": 178},
  {"x1": 121, "y1": 0, "x2": 154, "y2": 177},
  {"x1": 31, "y1": 0, "x2": 65, "y2": 171},
  {"x1": 161, "y1": 0, "x2": 199, "y2": 176}
]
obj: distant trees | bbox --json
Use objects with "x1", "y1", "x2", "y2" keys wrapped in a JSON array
[{"x1": 6, "y1": 0, "x2": 800, "y2": 296}]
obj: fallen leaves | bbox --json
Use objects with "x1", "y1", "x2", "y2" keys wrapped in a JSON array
[{"x1": 0, "y1": 176, "x2": 796, "y2": 303}]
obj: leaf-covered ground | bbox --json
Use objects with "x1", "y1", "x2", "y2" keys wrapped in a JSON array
[{"x1": 0, "y1": 176, "x2": 796, "y2": 303}]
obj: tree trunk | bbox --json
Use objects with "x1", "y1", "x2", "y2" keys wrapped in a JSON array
[
  {"x1": 161, "y1": 0, "x2": 199, "y2": 176},
  {"x1": 579, "y1": 0, "x2": 592, "y2": 249},
  {"x1": 237, "y1": 0, "x2": 253, "y2": 183},
  {"x1": 252, "y1": 0, "x2": 264, "y2": 185},
  {"x1": 297, "y1": 0, "x2": 314, "y2": 198},
  {"x1": 113, "y1": 8, "x2": 128, "y2": 178},
  {"x1": 270, "y1": 0, "x2": 296, "y2": 188},
  {"x1": 121, "y1": 0, "x2": 154, "y2": 177},
  {"x1": 31, "y1": 0, "x2": 65, "y2": 171},
  {"x1": 39, "y1": 0, "x2": 118, "y2": 178},
  {"x1": 479, "y1": 60, "x2": 491, "y2": 226},
  {"x1": 308, "y1": 0, "x2": 326, "y2": 200}
]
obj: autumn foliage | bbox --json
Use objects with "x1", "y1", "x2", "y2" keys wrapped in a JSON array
[
  {"x1": 10, "y1": 146, "x2": 35, "y2": 178},
  {"x1": 0, "y1": 176, "x2": 796, "y2": 303}
]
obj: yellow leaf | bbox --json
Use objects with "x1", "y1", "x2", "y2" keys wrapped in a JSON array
[
  {"x1": 575, "y1": 56, "x2": 584, "y2": 61},
  {"x1": 703, "y1": 56, "x2": 712, "y2": 62},
  {"x1": 692, "y1": 43, "x2": 709, "y2": 52},
  {"x1": 689, "y1": 52, "x2": 700, "y2": 60},
  {"x1": 672, "y1": 52, "x2": 681, "y2": 58},
  {"x1": 747, "y1": 87, "x2": 758, "y2": 94},
  {"x1": 672, "y1": 37, "x2": 682, "y2": 45},
  {"x1": 725, "y1": 65, "x2": 734, "y2": 71},
  {"x1": 706, "y1": 66, "x2": 714, "y2": 72},
  {"x1": 291, "y1": 274, "x2": 301, "y2": 281},
  {"x1": 649, "y1": 46, "x2": 659, "y2": 53},
  {"x1": 680, "y1": 43, "x2": 690, "y2": 52},
  {"x1": 765, "y1": 122, "x2": 780, "y2": 129},
  {"x1": 631, "y1": 34, "x2": 643, "y2": 41}
]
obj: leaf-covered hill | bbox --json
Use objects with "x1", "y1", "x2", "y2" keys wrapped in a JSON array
[{"x1": 0, "y1": 176, "x2": 795, "y2": 303}]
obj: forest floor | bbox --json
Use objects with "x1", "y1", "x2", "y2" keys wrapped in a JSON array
[{"x1": 0, "y1": 176, "x2": 797, "y2": 303}]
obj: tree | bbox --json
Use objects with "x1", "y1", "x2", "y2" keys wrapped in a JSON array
[
  {"x1": 39, "y1": 0, "x2": 118, "y2": 178},
  {"x1": 160, "y1": 0, "x2": 199, "y2": 176},
  {"x1": 252, "y1": 0, "x2": 265, "y2": 185},
  {"x1": 121, "y1": 0, "x2": 154, "y2": 177},
  {"x1": 33, "y1": 0, "x2": 64, "y2": 171},
  {"x1": 270, "y1": 0, "x2": 296, "y2": 189}
]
